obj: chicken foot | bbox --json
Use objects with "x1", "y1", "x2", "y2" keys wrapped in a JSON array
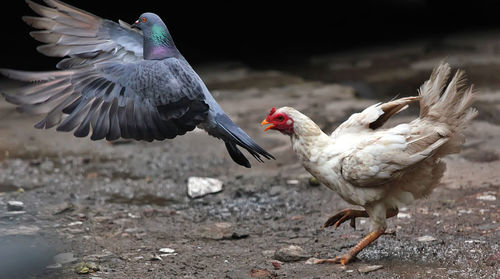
[
  {"x1": 315, "y1": 208, "x2": 399, "y2": 265},
  {"x1": 313, "y1": 229, "x2": 385, "y2": 265},
  {"x1": 322, "y1": 208, "x2": 399, "y2": 230}
]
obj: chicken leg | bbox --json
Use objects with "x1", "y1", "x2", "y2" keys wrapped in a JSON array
[
  {"x1": 314, "y1": 229, "x2": 385, "y2": 265},
  {"x1": 315, "y1": 208, "x2": 399, "y2": 265}
]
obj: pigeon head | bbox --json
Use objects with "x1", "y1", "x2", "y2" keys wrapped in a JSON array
[{"x1": 133, "y1": 13, "x2": 178, "y2": 60}]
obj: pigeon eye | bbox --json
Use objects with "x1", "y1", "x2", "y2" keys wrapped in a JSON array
[{"x1": 141, "y1": 17, "x2": 147, "y2": 23}]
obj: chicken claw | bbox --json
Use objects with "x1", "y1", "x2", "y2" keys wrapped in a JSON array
[
  {"x1": 322, "y1": 208, "x2": 399, "y2": 230},
  {"x1": 322, "y1": 209, "x2": 368, "y2": 230}
]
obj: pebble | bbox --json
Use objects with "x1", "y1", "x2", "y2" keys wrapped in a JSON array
[
  {"x1": 159, "y1": 248, "x2": 175, "y2": 254},
  {"x1": 150, "y1": 255, "x2": 162, "y2": 261},
  {"x1": 397, "y1": 212, "x2": 411, "y2": 219},
  {"x1": 417, "y1": 235, "x2": 437, "y2": 242},
  {"x1": 271, "y1": 260, "x2": 282, "y2": 270},
  {"x1": 358, "y1": 264, "x2": 383, "y2": 273},
  {"x1": 46, "y1": 263, "x2": 62, "y2": 269},
  {"x1": 477, "y1": 194, "x2": 496, "y2": 201},
  {"x1": 7, "y1": 201, "x2": 24, "y2": 211},
  {"x1": 187, "y1": 177, "x2": 223, "y2": 198},
  {"x1": 309, "y1": 177, "x2": 321, "y2": 186},
  {"x1": 286, "y1": 179, "x2": 299, "y2": 185},
  {"x1": 54, "y1": 252, "x2": 77, "y2": 264},
  {"x1": 274, "y1": 245, "x2": 310, "y2": 262}
]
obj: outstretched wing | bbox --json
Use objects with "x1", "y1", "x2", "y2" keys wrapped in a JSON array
[
  {"x1": 24, "y1": 0, "x2": 143, "y2": 68},
  {"x1": 1, "y1": 58, "x2": 209, "y2": 142},
  {"x1": 331, "y1": 96, "x2": 419, "y2": 137}
]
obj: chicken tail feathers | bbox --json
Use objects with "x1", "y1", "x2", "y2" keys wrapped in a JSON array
[
  {"x1": 415, "y1": 62, "x2": 478, "y2": 157},
  {"x1": 418, "y1": 62, "x2": 478, "y2": 131},
  {"x1": 213, "y1": 113, "x2": 275, "y2": 168}
]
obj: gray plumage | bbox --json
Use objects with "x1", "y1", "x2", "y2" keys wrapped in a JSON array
[{"x1": 1, "y1": 0, "x2": 274, "y2": 167}]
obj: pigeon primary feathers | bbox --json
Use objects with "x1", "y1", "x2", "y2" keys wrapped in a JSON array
[{"x1": 0, "y1": 0, "x2": 274, "y2": 167}]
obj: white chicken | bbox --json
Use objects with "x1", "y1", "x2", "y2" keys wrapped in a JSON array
[{"x1": 261, "y1": 63, "x2": 477, "y2": 265}]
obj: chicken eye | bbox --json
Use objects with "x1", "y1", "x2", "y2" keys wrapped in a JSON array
[{"x1": 277, "y1": 116, "x2": 284, "y2": 121}]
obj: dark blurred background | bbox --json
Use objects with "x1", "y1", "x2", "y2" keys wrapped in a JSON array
[{"x1": 2, "y1": 0, "x2": 500, "y2": 70}]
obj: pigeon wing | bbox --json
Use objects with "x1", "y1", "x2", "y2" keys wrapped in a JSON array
[
  {"x1": 1, "y1": 58, "x2": 209, "y2": 142},
  {"x1": 24, "y1": 0, "x2": 144, "y2": 69}
]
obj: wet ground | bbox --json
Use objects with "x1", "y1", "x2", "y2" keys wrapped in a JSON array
[{"x1": 0, "y1": 31, "x2": 499, "y2": 279}]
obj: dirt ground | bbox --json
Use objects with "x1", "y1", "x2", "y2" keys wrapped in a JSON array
[{"x1": 0, "y1": 31, "x2": 499, "y2": 279}]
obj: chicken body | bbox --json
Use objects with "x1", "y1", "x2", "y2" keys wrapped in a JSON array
[{"x1": 262, "y1": 63, "x2": 477, "y2": 264}]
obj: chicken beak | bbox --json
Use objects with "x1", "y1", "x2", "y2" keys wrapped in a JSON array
[{"x1": 261, "y1": 119, "x2": 274, "y2": 131}]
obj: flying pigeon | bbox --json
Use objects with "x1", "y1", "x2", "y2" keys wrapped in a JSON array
[{"x1": 0, "y1": 0, "x2": 274, "y2": 167}]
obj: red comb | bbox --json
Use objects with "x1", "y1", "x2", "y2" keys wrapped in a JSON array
[{"x1": 269, "y1": 107, "x2": 276, "y2": 115}]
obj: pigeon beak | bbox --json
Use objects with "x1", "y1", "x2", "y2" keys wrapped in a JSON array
[
  {"x1": 132, "y1": 20, "x2": 139, "y2": 28},
  {"x1": 261, "y1": 119, "x2": 274, "y2": 131}
]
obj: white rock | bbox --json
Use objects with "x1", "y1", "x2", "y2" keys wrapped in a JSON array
[
  {"x1": 286, "y1": 179, "x2": 299, "y2": 185},
  {"x1": 7, "y1": 201, "x2": 24, "y2": 211},
  {"x1": 417, "y1": 235, "x2": 437, "y2": 242},
  {"x1": 68, "y1": 221, "x2": 83, "y2": 226},
  {"x1": 477, "y1": 194, "x2": 496, "y2": 201},
  {"x1": 397, "y1": 213, "x2": 411, "y2": 219},
  {"x1": 159, "y1": 248, "x2": 175, "y2": 254},
  {"x1": 187, "y1": 177, "x2": 223, "y2": 198}
]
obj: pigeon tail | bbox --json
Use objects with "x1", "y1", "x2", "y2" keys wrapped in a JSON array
[{"x1": 214, "y1": 113, "x2": 275, "y2": 168}]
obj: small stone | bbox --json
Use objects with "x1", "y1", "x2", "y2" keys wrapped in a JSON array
[
  {"x1": 417, "y1": 235, "x2": 437, "y2": 242},
  {"x1": 150, "y1": 255, "x2": 162, "y2": 261},
  {"x1": 397, "y1": 213, "x2": 411, "y2": 219},
  {"x1": 274, "y1": 245, "x2": 310, "y2": 262},
  {"x1": 309, "y1": 177, "x2": 321, "y2": 186},
  {"x1": 68, "y1": 221, "x2": 83, "y2": 226},
  {"x1": 358, "y1": 264, "x2": 383, "y2": 273},
  {"x1": 159, "y1": 248, "x2": 175, "y2": 254},
  {"x1": 305, "y1": 257, "x2": 319, "y2": 264},
  {"x1": 477, "y1": 194, "x2": 496, "y2": 201},
  {"x1": 286, "y1": 179, "x2": 299, "y2": 185},
  {"x1": 271, "y1": 260, "x2": 282, "y2": 270},
  {"x1": 187, "y1": 177, "x2": 223, "y2": 198},
  {"x1": 54, "y1": 252, "x2": 77, "y2": 264},
  {"x1": 46, "y1": 263, "x2": 62, "y2": 269},
  {"x1": 7, "y1": 201, "x2": 24, "y2": 211},
  {"x1": 74, "y1": 262, "x2": 99, "y2": 274}
]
